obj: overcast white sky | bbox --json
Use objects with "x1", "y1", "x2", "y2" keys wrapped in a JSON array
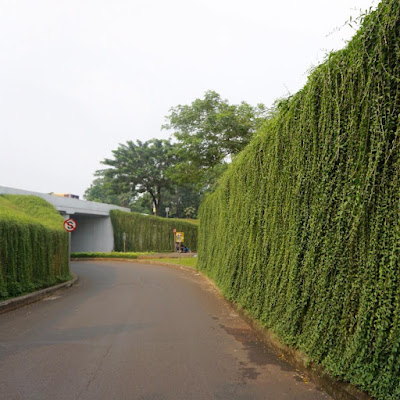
[{"x1": 0, "y1": 0, "x2": 377, "y2": 198}]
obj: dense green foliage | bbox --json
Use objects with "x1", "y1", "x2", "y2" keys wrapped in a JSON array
[
  {"x1": 163, "y1": 90, "x2": 268, "y2": 189},
  {"x1": 87, "y1": 138, "x2": 202, "y2": 218},
  {"x1": 95, "y1": 139, "x2": 178, "y2": 216},
  {"x1": 198, "y1": 2, "x2": 400, "y2": 399},
  {"x1": 128, "y1": 186, "x2": 202, "y2": 219},
  {"x1": 86, "y1": 93, "x2": 268, "y2": 217},
  {"x1": 84, "y1": 177, "x2": 132, "y2": 208},
  {"x1": 85, "y1": 177, "x2": 202, "y2": 219},
  {"x1": 0, "y1": 195, "x2": 70, "y2": 300},
  {"x1": 111, "y1": 210, "x2": 198, "y2": 252}
]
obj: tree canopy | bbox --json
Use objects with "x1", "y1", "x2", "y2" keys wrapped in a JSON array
[
  {"x1": 85, "y1": 91, "x2": 268, "y2": 217},
  {"x1": 84, "y1": 177, "x2": 131, "y2": 207},
  {"x1": 129, "y1": 184, "x2": 201, "y2": 219},
  {"x1": 95, "y1": 139, "x2": 177, "y2": 216},
  {"x1": 163, "y1": 90, "x2": 268, "y2": 187}
]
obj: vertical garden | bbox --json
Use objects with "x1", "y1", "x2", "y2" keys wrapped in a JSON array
[
  {"x1": 111, "y1": 210, "x2": 198, "y2": 252},
  {"x1": 0, "y1": 195, "x2": 70, "y2": 300},
  {"x1": 198, "y1": 1, "x2": 400, "y2": 398}
]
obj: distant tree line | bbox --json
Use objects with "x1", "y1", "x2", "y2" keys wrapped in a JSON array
[{"x1": 84, "y1": 90, "x2": 268, "y2": 218}]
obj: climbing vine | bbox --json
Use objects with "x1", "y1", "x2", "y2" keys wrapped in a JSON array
[
  {"x1": 111, "y1": 210, "x2": 198, "y2": 252},
  {"x1": 198, "y1": 1, "x2": 400, "y2": 398}
]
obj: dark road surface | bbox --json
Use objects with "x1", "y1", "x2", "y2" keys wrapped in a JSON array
[{"x1": 0, "y1": 261, "x2": 331, "y2": 400}]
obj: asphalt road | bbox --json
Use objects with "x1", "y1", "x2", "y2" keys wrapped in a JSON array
[{"x1": 0, "y1": 261, "x2": 331, "y2": 400}]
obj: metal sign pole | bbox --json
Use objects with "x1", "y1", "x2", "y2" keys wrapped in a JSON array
[{"x1": 63, "y1": 216, "x2": 77, "y2": 270}]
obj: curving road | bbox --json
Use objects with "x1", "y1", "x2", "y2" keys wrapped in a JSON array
[{"x1": 0, "y1": 261, "x2": 331, "y2": 400}]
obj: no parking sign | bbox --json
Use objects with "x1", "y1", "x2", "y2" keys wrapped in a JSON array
[{"x1": 63, "y1": 218, "x2": 77, "y2": 232}]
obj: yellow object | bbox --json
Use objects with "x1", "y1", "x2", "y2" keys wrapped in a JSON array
[{"x1": 175, "y1": 232, "x2": 184, "y2": 243}]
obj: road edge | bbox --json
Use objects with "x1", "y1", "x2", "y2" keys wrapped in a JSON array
[
  {"x1": 71, "y1": 258, "x2": 373, "y2": 400},
  {"x1": 0, "y1": 274, "x2": 78, "y2": 315},
  {"x1": 71, "y1": 257, "x2": 198, "y2": 269}
]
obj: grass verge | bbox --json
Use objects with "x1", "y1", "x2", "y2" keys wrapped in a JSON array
[
  {"x1": 145, "y1": 257, "x2": 197, "y2": 269},
  {"x1": 70, "y1": 252, "x2": 154, "y2": 259}
]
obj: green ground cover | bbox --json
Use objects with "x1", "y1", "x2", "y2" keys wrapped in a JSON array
[
  {"x1": 71, "y1": 252, "x2": 154, "y2": 259},
  {"x1": 0, "y1": 195, "x2": 64, "y2": 229},
  {"x1": 145, "y1": 257, "x2": 197, "y2": 269}
]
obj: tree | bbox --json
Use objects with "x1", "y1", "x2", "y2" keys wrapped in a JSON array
[
  {"x1": 83, "y1": 177, "x2": 132, "y2": 207},
  {"x1": 96, "y1": 139, "x2": 177, "y2": 216},
  {"x1": 163, "y1": 90, "x2": 268, "y2": 188},
  {"x1": 130, "y1": 193, "x2": 153, "y2": 214},
  {"x1": 158, "y1": 184, "x2": 202, "y2": 219}
]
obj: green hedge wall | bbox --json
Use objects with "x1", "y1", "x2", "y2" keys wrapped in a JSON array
[
  {"x1": 198, "y1": 1, "x2": 400, "y2": 399},
  {"x1": 110, "y1": 210, "x2": 198, "y2": 252},
  {"x1": 0, "y1": 195, "x2": 70, "y2": 300}
]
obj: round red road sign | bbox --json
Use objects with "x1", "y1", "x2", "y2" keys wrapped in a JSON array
[{"x1": 63, "y1": 218, "x2": 77, "y2": 232}]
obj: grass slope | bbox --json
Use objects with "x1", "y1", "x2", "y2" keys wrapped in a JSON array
[{"x1": 0, "y1": 195, "x2": 70, "y2": 300}]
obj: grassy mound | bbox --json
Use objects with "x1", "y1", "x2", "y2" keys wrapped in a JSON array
[{"x1": 0, "y1": 195, "x2": 70, "y2": 300}]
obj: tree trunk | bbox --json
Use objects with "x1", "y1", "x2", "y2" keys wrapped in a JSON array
[
  {"x1": 155, "y1": 187, "x2": 162, "y2": 216},
  {"x1": 148, "y1": 190, "x2": 158, "y2": 216}
]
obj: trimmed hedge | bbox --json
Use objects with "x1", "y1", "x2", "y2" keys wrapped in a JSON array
[
  {"x1": 0, "y1": 195, "x2": 70, "y2": 300},
  {"x1": 110, "y1": 210, "x2": 198, "y2": 252},
  {"x1": 198, "y1": 2, "x2": 400, "y2": 399},
  {"x1": 70, "y1": 252, "x2": 147, "y2": 259}
]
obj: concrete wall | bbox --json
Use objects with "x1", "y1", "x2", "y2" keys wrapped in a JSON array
[
  {"x1": 0, "y1": 186, "x2": 131, "y2": 253},
  {"x1": 70, "y1": 215, "x2": 114, "y2": 253}
]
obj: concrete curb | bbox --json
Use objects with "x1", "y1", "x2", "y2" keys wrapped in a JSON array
[{"x1": 0, "y1": 274, "x2": 78, "y2": 315}]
